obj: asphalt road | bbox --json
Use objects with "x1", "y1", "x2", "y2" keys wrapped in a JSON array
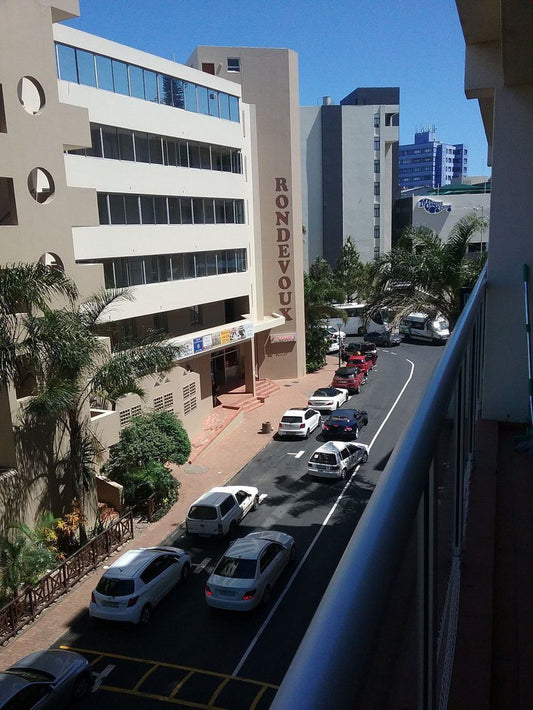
[{"x1": 61, "y1": 339, "x2": 443, "y2": 710}]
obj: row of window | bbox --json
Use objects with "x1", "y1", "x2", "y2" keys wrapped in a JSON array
[
  {"x1": 55, "y1": 42, "x2": 240, "y2": 122},
  {"x1": 70, "y1": 123, "x2": 242, "y2": 173},
  {"x1": 84, "y1": 249, "x2": 248, "y2": 289},
  {"x1": 97, "y1": 193, "x2": 245, "y2": 226}
]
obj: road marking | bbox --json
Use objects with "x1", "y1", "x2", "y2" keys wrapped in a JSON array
[
  {"x1": 193, "y1": 558, "x2": 211, "y2": 574},
  {"x1": 231, "y1": 357, "x2": 416, "y2": 678},
  {"x1": 259, "y1": 493, "x2": 268, "y2": 503},
  {"x1": 91, "y1": 664, "x2": 115, "y2": 692},
  {"x1": 287, "y1": 450, "x2": 305, "y2": 458}
]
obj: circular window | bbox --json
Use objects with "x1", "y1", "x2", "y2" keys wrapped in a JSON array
[
  {"x1": 39, "y1": 252, "x2": 64, "y2": 271},
  {"x1": 17, "y1": 76, "x2": 45, "y2": 115},
  {"x1": 27, "y1": 168, "x2": 55, "y2": 204}
]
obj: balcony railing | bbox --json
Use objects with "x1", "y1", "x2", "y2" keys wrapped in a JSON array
[{"x1": 273, "y1": 266, "x2": 487, "y2": 710}]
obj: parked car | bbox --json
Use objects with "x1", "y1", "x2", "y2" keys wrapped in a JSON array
[
  {"x1": 278, "y1": 407, "x2": 321, "y2": 438},
  {"x1": 307, "y1": 387, "x2": 349, "y2": 412},
  {"x1": 89, "y1": 546, "x2": 191, "y2": 625},
  {"x1": 322, "y1": 408, "x2": 369, "y2": 439},
  {"x1": 364, "y1": 330, "x2": 402, "y2": 347},
  {"x1": 205, "y1": 531, "x2": 296, "y2": 611},
  {"x1": 307, "y1": 441, "x2": 369, "y2": 480},
  {"x1": 327, "y1": 326, "x2": 346, "y2": 340},
  {"x1": 346, "y1": 352, "x2": 374, "y2": 375},
  {"x1": 0, "y1": 649, "x2": 91, "y2": 709},
  {"x1": 186, "y1": 486, "x2": 260, "y2": 537},
  {"x1": 331, "y1": 366, "x2": 366, "y2": 394},
  {"x1": 343, "y1": 341, "x2": 378, "y2": 366},
  {"x1": 399, "y1": 313, "x2": 450, "y2": 344},
  {"x1": 327, "y1": 338, "x2": 340, "y2": 354}
]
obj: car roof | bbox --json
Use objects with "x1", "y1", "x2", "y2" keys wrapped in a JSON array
[
  {"x1": 311, "y1": 388, "x2": 340, "y2": 396},
  {"x1": 190, "y1": 488, "x2": 236, "y2": 507},
  {"x1": 282, "y1": 408, "x2": 307, "y2": 416},
  {"x1": 312, "y1": 441, "x2": 350, "y2": 455},
  {"x1": 330, "y1": 409, "x2": 357, "y2": 418},
  {"x1": 224, "y1": 531, "x2": 292, "y2": 560},
  {"x1": 104, "y1": 547, "x2": 182, "y2": 578}
]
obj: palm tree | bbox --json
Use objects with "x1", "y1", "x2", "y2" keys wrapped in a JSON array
[
  {"x1": 22, "y1": 289, "x2": 180, "y2": 542},
  {"x1": 368, "y1": 214, "x2": 487, "y2": 328},
  {"x1": 1, "y1": 264, "x2": 180, "y2": 543}
]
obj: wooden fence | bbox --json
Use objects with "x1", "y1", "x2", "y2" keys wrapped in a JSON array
[{"x1": 0, "y1": 511, "x2": 134, "y2": 645}]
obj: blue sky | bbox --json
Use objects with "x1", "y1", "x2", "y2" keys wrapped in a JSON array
[{"x1": 66, "y1": 0, "x2": 489, "y2": 178}]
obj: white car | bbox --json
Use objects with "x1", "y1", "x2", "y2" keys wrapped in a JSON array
[
  {"x1": 327, "y1": 326, "x2": 346, "y2": 340},
  {"x1": 89, "y1": 546, "x2": 191, "y2": 624},
  {"x1": 186, "y1": 485, "x2": 260, "y2": 537},
  {"x1": 307, "y1": 441, "x2": 369, "y2": 480},
  {"x1": 307, "y1": 387, "x2": 349, "y2": 412},
  {"x1": 277, "y1": 407, "x2": 321, "y2": 438},
  {"x1": 327, "y1": 339, "x2": 340, "y2": 354},
  {"x1": 205, "y1": 531, "x2": 296, "y2": 611}
]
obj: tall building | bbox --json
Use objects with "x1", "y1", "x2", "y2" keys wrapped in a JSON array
[
  {"x1": 301, "y1": 88, "x2": 399, "y2": 268},
  {"x1": 399, "y1": 127, "x2": 468, "y2": 190},
  {"x1": 0, "y1": 0, "x2": 305, "y2": 529}
]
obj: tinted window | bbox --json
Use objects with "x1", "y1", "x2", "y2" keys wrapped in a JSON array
[
  {"x1": 214, "y1": 556, "x2": 256, "y2": 579},
  {"x1": 335, "y1": 368, "x2": 356, "y2": 377},
  {"x1": 310, "y1": 452, "x2": 338, "y2": 465},
  {"x1": 188, "y1": 505, "x2": 217, "y2": 520},
  {"x1": 96, "y1": 577, "x2": 135, "y2": 596},
  {"x1": 281, "y1": 415, "x2": 303, "y2": 424},
  {"x1": 219, "y1": 495, "x2": 235, "y2": 517}
]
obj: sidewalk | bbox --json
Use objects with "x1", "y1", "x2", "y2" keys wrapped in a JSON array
[{"x1": 0, "y1": 357, "x2": 340, "y2": 667}]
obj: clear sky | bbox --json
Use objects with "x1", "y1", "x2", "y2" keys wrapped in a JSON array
[{"x1": 65, "y1": 0, "x2": 490, "y2": 178}]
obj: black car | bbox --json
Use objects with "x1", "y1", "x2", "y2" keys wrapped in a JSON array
[
  {"x1": 364, "y1": 330, "x2": 402, "y2": 347},
  {"x1": 322, "y1": 408, "x2": 369, "y2": 439}
]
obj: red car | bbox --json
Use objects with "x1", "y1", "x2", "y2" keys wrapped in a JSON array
[
  {"x1": 346, "y1": 353, "x2": 373, "y2": 375},
  {"x1": 331, "y1": 366, "x2": 366, "y2": 394}
]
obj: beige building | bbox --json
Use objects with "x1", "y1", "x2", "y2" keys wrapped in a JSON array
[{"x1": 0, "y1": 1, "x2": 306, "y2": 529}]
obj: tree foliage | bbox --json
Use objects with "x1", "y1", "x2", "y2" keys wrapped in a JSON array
[
  {"x1": 104, "y1": 410, "x2": 191, "y2": 478},
  {"x1": 368, "y1": 214, "x2": 487, "y2": 327},
  {"x1": 333, "y1": 237, "x2": 365, "y2": 302}
]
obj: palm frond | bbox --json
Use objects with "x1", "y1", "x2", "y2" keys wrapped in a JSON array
[{"x1": 79, "y1": 288, "x2": 133, "y2": 330}]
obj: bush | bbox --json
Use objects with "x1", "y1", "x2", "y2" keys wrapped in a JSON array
[
  {"x1": 116, "y1": 461, "x2": 180, "y2": 522},
  {"x1": 104, "y1": 410, "x2": 191, "y2": 480}
]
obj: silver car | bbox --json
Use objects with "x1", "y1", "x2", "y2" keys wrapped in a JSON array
[
  {"x1": 205, "y1": 531, "x2": 296, "y2": 611},
  {"x1": 307, "y1": 441, "x2": 369, "y2": 479},
  {"x1": 0, "y1": 649, "x2": 91, "y2": 709}
]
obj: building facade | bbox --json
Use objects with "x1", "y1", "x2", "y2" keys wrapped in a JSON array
[
  {"x1": 301, "y1": 88, "x2": 399, "y2": 268},
  {"x1": 393, "y1": 183, "x2": 490, "y2": 249},
  {"x1": 399, "y1": 127, "x2": 468, "y2": 190},
  {"x1": 0, "y1": 0, "x2": 305, "y2": 529}
]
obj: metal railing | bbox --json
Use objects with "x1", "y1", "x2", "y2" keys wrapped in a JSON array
[
  {"x1": 0, "y1": 511, "x2": 134, "y2": 645},
  {"x1": 273, "y1": 267, "x2": 487, "y2": 710}
]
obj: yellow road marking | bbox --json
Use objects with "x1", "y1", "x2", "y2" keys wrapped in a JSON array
[
  {"x1": 249, "y1": 684, "x2": 269, "y2": 710},
  {"x1": 208, "y1": 676, "x2": 230, "y2": 706},
  {"x1": 133, "y1": 662, "x2": 160, "y2": 691},
  {"x1": 59, "y1": 644, "x2": 278, "y2": 689},
  {"x1": 169, "y1": 670, "x2": 195, "y2": 698},
  {"x1": 100, "y1": 684, "x2": 224, "y2": 708},
  {"x1": 89, "y1": 654, "x2": 104, "y2": 666}
]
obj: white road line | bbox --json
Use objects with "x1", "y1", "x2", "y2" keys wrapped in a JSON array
[
  {"x1": 294, "y1": 450, "x2": 305, "y2": 459},
  {"x1": 193, "y1": 558, "x2": 211, "y2": 574},
  {"x1": 231, "y1": 357, "x2": 416, "y2": 678},
  {"x1": 287, "y1": 450, "x2": 305, "y2": 458},
  {"x1": 92, "y1": 664, "x2": 115, "y2": 692},
  {"x1": 259, "y1": 493, "x2": 268, "y2": 503}
]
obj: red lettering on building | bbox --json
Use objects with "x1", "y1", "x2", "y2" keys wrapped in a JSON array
[{"x1": 274, "y1": 178, "x2": 292, "y2": 321}]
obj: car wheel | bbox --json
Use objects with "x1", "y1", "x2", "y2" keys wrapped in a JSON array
[
  {"x1": 180, "y1": 562, "x2": 190, "y2": 583},
  {"x1": 139, "y1": 604, "x2": 151, "y2": 625},
  {"x1": 262, "y1": 585, "x2": 272, "y2": 606},
  {"x1": 72, "y1": 671, "x2": 91, "y2": 700},
  {"x1": 340, "y1": 467, "x2": 347, "y2": 480},
  {"x1": 354, "y1": 427, "x2": 359, "y2": 440},
  {"x1": 253, "y1": 494, "x2": 260, "y2": 511},
  {"x1": 355, "y1": 384, "x2": 360, "y2": 394},
  {"x1": 304, "y1": 427, "x2": 310, "y2": 439},
  {"x1": 289, "y1": 544, "x2": 296, "y2": 564},
  {"x1": 362, "y1": 451, "x2": 369, "y2": 463}
]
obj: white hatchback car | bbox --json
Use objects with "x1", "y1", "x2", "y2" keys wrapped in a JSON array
[
  {"x1": 205, "y1": 531, "x2": 296, "y2": 611},
  {"x1": 307, "y1": 387, "x2": 349, "y2": 412},
  {"x1": 89, "y1": 546, "x2": 191, "y2": 625},
  {"x1": 277, "y1": 407, "x2": 321, "y2": 438}
]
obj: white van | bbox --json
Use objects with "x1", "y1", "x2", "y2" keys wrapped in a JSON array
[{"x1": 399, "y1": 313, "x2": 450, "y2": 344}]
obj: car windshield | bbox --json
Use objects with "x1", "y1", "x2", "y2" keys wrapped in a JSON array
[
  {"x1": 214, "y1": 556, "x2": 257, "y2": 579},
  {"x1": 281, "y1": 415, "x2": 303, "y2": 424},
  {"x1": 329, "y1": 415, "x2": 351, "y2": 423},
  {"x1": 312, "y1": 389, "x2": 336, "y2": 397},
  {"x1": 188, "y1": 505, "x2": 217, "y2": 520},
  {"x1": 4, "y1": 668, "x2": 55, "y2": 683},
  {"x1": 435, "y1": 320, "x2": 449, "y2": 330},
  {"x1": 310, "y1": 452, "x2": 338, "y2": 465},
  {"x1": 96, "y1": 577, "x2": 135, "y2": 597}
]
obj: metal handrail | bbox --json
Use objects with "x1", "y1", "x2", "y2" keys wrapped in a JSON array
[{"x1": 272, "y1": 266, "x2": 487, "y2": 709}]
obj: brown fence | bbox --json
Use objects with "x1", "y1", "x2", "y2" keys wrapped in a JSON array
[{"x1": 0, "y1": 511, "x2": 134, "y2": 645}]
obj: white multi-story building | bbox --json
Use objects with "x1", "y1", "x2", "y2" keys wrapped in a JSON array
[
  {"x1": 301, "y1": 88, "x2": 399, "y2": 267},
  {"x1": 0, "y1": 0, "x2": 306, "y2": 528}
]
